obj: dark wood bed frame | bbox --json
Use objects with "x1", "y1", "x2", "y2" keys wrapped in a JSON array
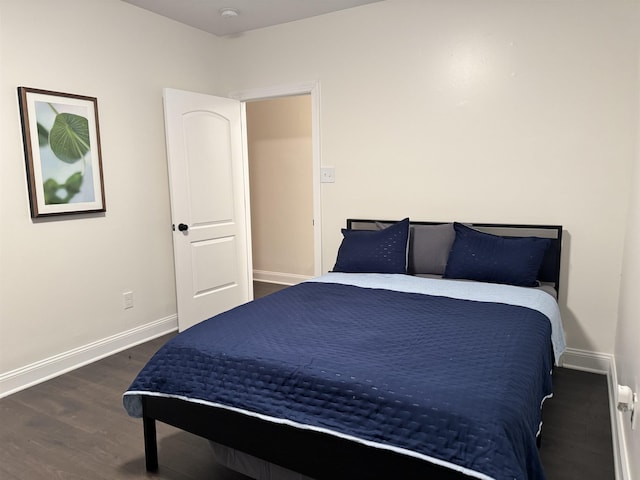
[{"x1": 139, "y1": 220, "x2": 563, "y2": 479}]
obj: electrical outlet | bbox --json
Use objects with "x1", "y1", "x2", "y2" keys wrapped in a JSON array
[{"x1": 123, "y1": 291, "x2": 134, "y2": 310}]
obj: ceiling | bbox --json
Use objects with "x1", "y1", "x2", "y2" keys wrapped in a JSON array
[{"x1": 122, "y1": 0, "x2": 384, "y2": 37}]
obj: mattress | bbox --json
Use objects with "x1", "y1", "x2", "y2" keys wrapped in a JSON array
[{"x1": 124, "y1": 274, "x2": 565, "y2": 480}]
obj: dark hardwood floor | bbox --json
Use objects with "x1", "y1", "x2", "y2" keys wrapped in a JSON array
[
  {"x1": 539, "y1": 367, "x2": 615, "y2": 479},
  {"x1": 0, "y1": 332, "x2": 248, "y2": 480},
  {"x1": 253, "y1": 280, "x2": 289, "y2": 299},
  {"x1": 0, "y1": 282, "x2": 615, "y2": 479}
]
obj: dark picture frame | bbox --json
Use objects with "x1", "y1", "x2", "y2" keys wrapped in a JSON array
[{"x1": 18, "y1": 87, "x2": 106, "y2": 218}]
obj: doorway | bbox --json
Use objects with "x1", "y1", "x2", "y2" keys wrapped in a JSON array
[{"x1": 233, "y1": 82, "x2": 322, "y2": 295}]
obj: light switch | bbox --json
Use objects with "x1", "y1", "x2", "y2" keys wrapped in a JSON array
[{"x1": 321, "y1": 167, "x2": 335, "y2": 183}]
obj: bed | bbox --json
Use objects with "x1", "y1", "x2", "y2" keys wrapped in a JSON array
[{"x1": 123, "y1": 219, "x2": 565, "y2": 480}]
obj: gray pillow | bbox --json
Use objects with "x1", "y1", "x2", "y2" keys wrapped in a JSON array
[{"x1": 408, "y1": 223, "x2": 455, "y2": 275}]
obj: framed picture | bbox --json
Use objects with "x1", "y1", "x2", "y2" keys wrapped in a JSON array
[{"x1": 18, "y1": 87, "x2": 106, "y2": 218}]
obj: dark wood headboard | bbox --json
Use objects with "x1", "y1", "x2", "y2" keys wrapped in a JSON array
[{"x1": 346, "y1": 219, "x2": 564, "y2": 297}]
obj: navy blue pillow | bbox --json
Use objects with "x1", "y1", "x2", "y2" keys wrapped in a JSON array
[
  {"x1": 333, "y1": 218, "x2": 410, "y2": 274},
  {"x1": 443, "y1": 223, "x2": 551, "y2": 287}
]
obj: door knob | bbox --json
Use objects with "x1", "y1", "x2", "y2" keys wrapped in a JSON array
[{"x1": 178, "y1": 223, "x2": 189, "y2": 232}]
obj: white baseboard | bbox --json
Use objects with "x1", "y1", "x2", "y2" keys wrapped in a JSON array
[
  {"x1": 0, "y1": 315, "x2": 178, "y2": 399},
  {"x1": 253, "y1": 269, "x2": 312, "y2": 285},
  {"x1": 606, "y1": 356, "x2": 633, "y2": 480},
  {"x1": 561, "y1": 347, "x2": 612, "y2": 374},
  {"x1": 561, "y1": 348, "x2": 631, "y2": 480}
]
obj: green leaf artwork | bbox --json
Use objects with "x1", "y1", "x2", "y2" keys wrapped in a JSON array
[
  {"x1": 37, "y1": 103, "x2": 92, "y2": 205},
  {"x1": 43, "y1": 172, "x2": 84, "y2": 204},
  {"x1": 49, "y1": 112, "x2": 90, "y2": 163},
  {"x1": 37, "y1": 122, "x2": 49, "y2": 146}
]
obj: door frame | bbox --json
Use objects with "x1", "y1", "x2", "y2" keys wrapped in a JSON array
[{"x1": 229, "y1": 81, "x2": 323, "y2": 278}]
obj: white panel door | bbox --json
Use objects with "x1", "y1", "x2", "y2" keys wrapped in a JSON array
[{"x1": 163, "y1": 88, "x2": 251, "y2": 331}]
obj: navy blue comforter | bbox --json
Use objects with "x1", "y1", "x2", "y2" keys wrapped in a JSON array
[{"x1": 124, "y1": 281, "x2": 553, "y2": 480}]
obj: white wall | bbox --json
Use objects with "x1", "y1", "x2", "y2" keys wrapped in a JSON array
[
  {"x1": 614, "y1": 22, "x2": 640, "y2": 476},
  {"x1": 616, "y1": 154, "x2": 640, "y2": 479},
  {"x1": 247, "y1": 96, "x2": 315, "y2": 280},
  {"x1": 215, "y1": 0, "x2": 639, "y2": 356},
  {"x1": 0, "y1": 0, "x2": 219, "y2": 380}
]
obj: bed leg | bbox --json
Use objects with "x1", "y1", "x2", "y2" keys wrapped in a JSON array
[{"x1": 143, "y1": 416, "x2": 159, "y2": 472}]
